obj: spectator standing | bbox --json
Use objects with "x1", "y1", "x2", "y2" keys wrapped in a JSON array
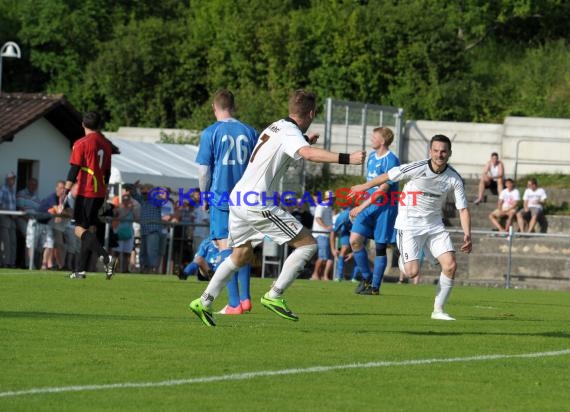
[
  {"x1": 291, "y1": 201, "x2": 313, "y2": 230},
  {"x1": 310, "y1": 191, "x2": 334, "y2": 281},
  {"x1": 0, "y1": 171, "x2": 18, "y2": 268},
  {"x1": 64, "y1": 111, "x2": 116, "y2": 279},
  {"x1": 474, "y1": 152, "x2": 504, "y2": 204},
  {"x1": 189, "y1": 89, "x2": 365, "y2": 327},
  {"x1": 195, "y1": 89, "x2": 259, "y2": 315},
  {"x1": 33, "y1": 182, "x2": 66, "y2": 270},
  {"x1": 516, "y1": 178, "x2": 547, "y2": 233},
  {"x1": 189, "y1": 189, "x2": 209, "y2": 252},
  {"x1": 159, "y1": 191, "x2": 176, "y2": 273},
  {"x1": 351, "y1": 134, "x2": 472, "y2": 321},
  {"x1": 47, "y1": 180, "x2": 67, "y2": 270},
  {"x1": 16, "y1": 177, "x2": 40, "y2": 267},
  {"x1": 112, "y1": 193, "x2": 139, "y2": 272},
  {"x1": 489, "y1": 178, "x2": 520, "y2": 232},
  {"x1": 132, "y1": 183, "x2": 162, "y2": 273}
]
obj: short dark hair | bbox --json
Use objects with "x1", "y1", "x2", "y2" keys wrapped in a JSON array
[
  {"x1": 213, "y1": 89, "x2": 235, "y2": 111},
  {"x1": 430, "y1": 134, "x2": 451, "y2": 150},
  {"x1": 505, "y1": 178, "x2": 514, "y2": 184},
  {"x1": 491, "y1": 152, "x2": 499, "y2": 157},
  {"x1": 288, "y1": 89, "x2": 317, "y2": 117},
  {"x1": 528, "y1": 178, "x2": 538, "y2": 185},
  {"x1": 83, "y1": 111, "x2": 102, "y2": 130}
]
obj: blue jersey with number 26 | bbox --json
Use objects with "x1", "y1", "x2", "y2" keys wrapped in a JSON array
[{"x1": 196, "y1": 119, "x2": 258, "y2": 210}]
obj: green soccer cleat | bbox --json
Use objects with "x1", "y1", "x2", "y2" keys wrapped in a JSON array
[
  {"x1": 260, "y1": 293, "x2": 299, "y2": 321},
  {"x1": 189, "y1": 298, "x2": 216, "y2": 327}
]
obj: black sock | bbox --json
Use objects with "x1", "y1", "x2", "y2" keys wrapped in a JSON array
[{"x1": 79, "y1": 232, "x2": 92, "y2": 272}]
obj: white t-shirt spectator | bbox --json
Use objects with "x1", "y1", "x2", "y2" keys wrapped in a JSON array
[
  {"x1": 523, "y1": 188, "x2": 547, "y2": 210},
  {"x1": 499, "y1": 188, "x2": 520, "y2": 211},
  {"x1": 312, "y1": 204, "x2": 332, "y2": 238}
]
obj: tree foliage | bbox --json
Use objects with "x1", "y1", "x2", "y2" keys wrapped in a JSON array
[{"x1": 1, "y1": 0, "x2": 569, "y2": 131}]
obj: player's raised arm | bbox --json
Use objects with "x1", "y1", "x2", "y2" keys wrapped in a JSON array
[
  {"x1": 350, "y1": 172, "x2": 390, "y2": 195},
  {"x1": 297, "y1": 146, "x2": 365, "y2": 165}
]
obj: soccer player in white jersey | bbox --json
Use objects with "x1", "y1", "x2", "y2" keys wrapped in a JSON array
[
  {"x1": 189, "y1": 90, "x2": 366, "y2": 326},
  {"x1": 351, "y1": 134, "x2": 472, "y2": 321}
]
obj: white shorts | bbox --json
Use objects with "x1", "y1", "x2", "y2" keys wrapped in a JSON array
[
  {"x1": 26, "y1": 221, "x2": 54, "y2": 249},
  {"x1": 396, "y1": 229, "x2": 454, "y2": 264},
  {"x1": 228, "y1": 206, "x2": 304, "y2": 247}
]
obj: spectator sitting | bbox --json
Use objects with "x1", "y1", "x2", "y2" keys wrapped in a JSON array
[
  {"x1": 489, "y1": 178, "x2": 520, "y2": 232},
  {"x1": 516, "y1": 178, "x2": 548, "y2": 233},
  {"x1": 474, "y1": 152, "x2": 504, "y2": 204}
]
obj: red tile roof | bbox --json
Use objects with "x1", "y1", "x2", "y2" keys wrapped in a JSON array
[{"x1": 0, "y1": 93, "x2": 83, "y2": 144}]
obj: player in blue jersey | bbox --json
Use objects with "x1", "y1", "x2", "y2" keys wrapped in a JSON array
[
  {"x1": 195, "y1": 89, "x2": 258, "y2": 315},
  {"x1": 350, "y1": 127, "x2": 400, "y2": 295},
  {"x1": 330, "y1": 207, "x2": 356, "y2": 281},
  {"x1": 178, "y1": 237, "x2": 219, "y2": 281}
]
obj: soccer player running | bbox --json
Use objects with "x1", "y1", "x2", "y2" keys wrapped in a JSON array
[
  {"x1": 349, "y1": 127, "x2": 400, "y2": 295},
  {"x1": 351, "y1": 134, "x2": 472, "y2": 320},
  {"x1": 195, "y1": 89, "x2": 258, "y2": 315},
  {"x1": 64, "y1": 111, "x2": 117, "y2": 279},
  {"x1": 190, "y1": 89, "x2": 365, "y2": 326}
]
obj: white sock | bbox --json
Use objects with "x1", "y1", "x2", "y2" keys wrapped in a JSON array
[
  {"x1": 269, "y1": 244, "x2": 317, "y2": 298},
  {"x1": 201, "y1": 257, "x2": 240, "y2": 308},
  {"x1": 434, "y1": 273, "x2": 454, "y2": 312}
]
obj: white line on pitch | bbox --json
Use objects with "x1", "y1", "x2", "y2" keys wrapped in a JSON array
[{"x1": 1, "y1": 349, "x2": 569, "y2": 399}]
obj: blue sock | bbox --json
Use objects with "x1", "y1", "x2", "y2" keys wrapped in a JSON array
[
  {"x1": 237, "y1": 264, "x2": 251, "y2": 301},
  {"x1": 372, "y1": 256, "x2": 388, "y2": 290},
  {"x1": 183, "y1": 262, "x2": 199, "y2": 276},
  {"x1": 351, "y1": 266, "x2": 360, "y2": 281},
  {"x1": 220, "y1": 249, "x2": 240, "y2": 308},
  {"x1": 353, "y1": 249, "x2": 371, "y2": 281},
  {"x1": 336, "y1": 256, "x2": 345, "y2": 280}
]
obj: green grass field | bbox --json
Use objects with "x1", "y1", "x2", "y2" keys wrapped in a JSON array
[{"x1": 1, "y1": 269, "x2": 569, "y2": 412}]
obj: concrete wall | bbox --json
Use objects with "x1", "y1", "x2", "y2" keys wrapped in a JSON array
[{"x1": 404, "y1": 116, "x2": 570, "y2": 180}]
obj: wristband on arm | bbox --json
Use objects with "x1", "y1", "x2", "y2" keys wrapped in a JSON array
[{"x1": 338, "y1": 153, "x2": 350, "y2": 164}]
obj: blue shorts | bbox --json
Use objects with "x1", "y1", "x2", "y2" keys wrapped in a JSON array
[
  {"x1": 339, "y1": 234, "x2": 350, "y2": 247},
  {"x1": 351, "y1": 204, "x2": 397, "y2": 244},
  {"x1": 316, "y1": 235, "x2": 332, "y2": 260},
  {"x1": 209, "y1": 207, "x2": 229, "y2": 240}
]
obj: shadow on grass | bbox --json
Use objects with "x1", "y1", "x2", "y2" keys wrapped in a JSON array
[
  {"x1": 400, "y1": 330, "x2": 570, "y2": 338},
  {"x1": 0, "y1": 310, "x2": 173, "y2": 322}
]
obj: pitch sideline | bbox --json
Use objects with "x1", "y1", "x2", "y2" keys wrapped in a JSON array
[{"x1": 1, "y1": 349, "x2": 569, "y2": 399}]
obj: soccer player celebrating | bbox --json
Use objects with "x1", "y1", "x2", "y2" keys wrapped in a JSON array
[
  {"x1": 351, "y1": 134, "x2": 472, "y2": 320},
  {"x1": 189, "y1": 89, "x2": 365, "y2": 326},
  {"x1": 195, "y1": 89, "x2": 258, "y2": 314},
  {"x1": 64, "y1": 112, "x2": 117, "y2": 279},
  {"x1": 349, "y1": 127, "x2": 400, "y2": 295}
]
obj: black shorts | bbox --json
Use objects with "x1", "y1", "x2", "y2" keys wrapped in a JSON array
[
  {"x1": 486, "y1": 179, "x2": 498, "y2": 195},
  {"x1": 73, "y1": 196, "x2": 104, "y2": 229}
]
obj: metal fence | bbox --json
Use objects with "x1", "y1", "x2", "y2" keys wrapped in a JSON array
[{"x1": 323, "y1": 98, "x2": 405, "y2": 177}]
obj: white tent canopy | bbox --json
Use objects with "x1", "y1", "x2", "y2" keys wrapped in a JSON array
[{"x1": 109, "y1": 138, "x2": 200, "y2": 191}]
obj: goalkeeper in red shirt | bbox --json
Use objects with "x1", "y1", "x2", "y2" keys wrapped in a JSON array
[{"x1": 64, "y1": 111, "x2": 117, "y2": 279}]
